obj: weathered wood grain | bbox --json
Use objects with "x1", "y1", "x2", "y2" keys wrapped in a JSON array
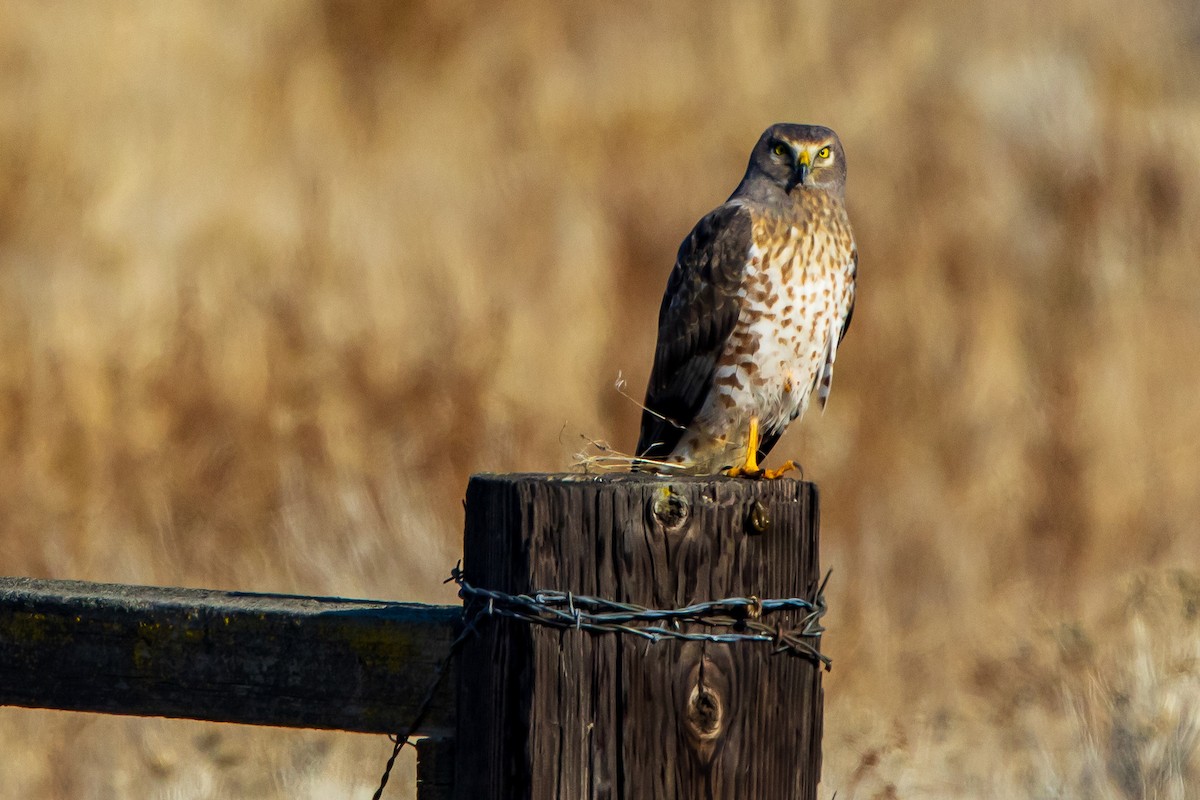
[
  {"x1": 456, "y1": 473, "x2": 824, "y2": 800},
  {"x1": 0, "y1": 578, "x2": 459, "y2": 735},
  {"x1": 417, "y1": 737, "x2": 457, "y2": 800}
]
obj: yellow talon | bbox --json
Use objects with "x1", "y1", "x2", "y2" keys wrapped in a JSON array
[
  {"x1": 724, "y1": 419, "x2": 798, "y2": 480},
  {"x1": 762, "y1": 460, "x2": 797, "y2": 479}
]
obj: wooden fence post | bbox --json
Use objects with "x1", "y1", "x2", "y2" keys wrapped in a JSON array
[
  {"x1": 454, "y1": 473, "x2": 825, "y2": 800},
  {"x1": 416, "y1": 737, "x2": 456, "y2": 800}
]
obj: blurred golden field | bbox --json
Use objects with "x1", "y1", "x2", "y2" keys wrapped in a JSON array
[{"x1": 2, "y1": 1, "x2": 1200, "y2": 797}]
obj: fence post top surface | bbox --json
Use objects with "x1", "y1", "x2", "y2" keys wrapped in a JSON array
[{"x1": 467, "y1": 471, "x2": 816, "y2": 488}]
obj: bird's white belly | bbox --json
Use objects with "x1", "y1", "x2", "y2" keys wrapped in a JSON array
[
  {"x1": 671, "y1": 236, "x2": 850, "y2": 471},
  {"x1": 725, "y1": 243, "x2": 843, "y2": 416}
]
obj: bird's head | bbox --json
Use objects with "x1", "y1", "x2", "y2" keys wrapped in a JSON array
[{"x1": 747, "y1": 123, "x2": 847, "y2": 197}]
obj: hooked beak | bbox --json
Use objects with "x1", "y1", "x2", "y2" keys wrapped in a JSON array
[{"x1": 787, "y1": 151, "x2": 811, "y2": 192}]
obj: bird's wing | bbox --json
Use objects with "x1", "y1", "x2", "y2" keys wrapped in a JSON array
[
  {"x1": 840, "y1": 247, "x2": 857, "y2": 344},
  {"x1": 636, "y1": 202, "x2": 753, "y2": 460},
  {"x1": 816, "y1": 247, "x2": 857, "y2": 411}
]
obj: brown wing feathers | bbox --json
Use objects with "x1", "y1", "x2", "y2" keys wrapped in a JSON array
[{"x1": 635, "y1": 203, "x2": 752, "y2": 461}]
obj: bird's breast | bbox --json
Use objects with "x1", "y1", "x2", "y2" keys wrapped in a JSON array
[{"x1": 710, "y1": 214, "x2": 854, "y2": 429}]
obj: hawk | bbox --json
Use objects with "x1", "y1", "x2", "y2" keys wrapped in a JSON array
[{"x1": 635, "y1": 123, "x2": 857, "y2": 477}]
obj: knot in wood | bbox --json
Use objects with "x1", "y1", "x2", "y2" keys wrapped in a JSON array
[
  {"x1": 686, "y1": 682, "x2": 724, "y2": 742},
  {"x1": 650, "y1": 486, "x2": 690, "y2": 532},
  {"x1": 746, "y1": 500, "x2": 771, "y2": 535}
]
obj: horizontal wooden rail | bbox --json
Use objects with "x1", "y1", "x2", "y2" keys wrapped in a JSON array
[{"x1": 0, "y1": 577, "x2": 459, "y2": 735}]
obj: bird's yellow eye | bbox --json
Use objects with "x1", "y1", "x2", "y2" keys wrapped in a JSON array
[
  {"x1": 817, "y1": 146, "x2": 832, "y2": 160},
  {"x1": 772, "y1": 142, "x2": 790, "y2": 158}
]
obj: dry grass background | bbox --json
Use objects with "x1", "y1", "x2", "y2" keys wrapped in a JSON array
[{"x1": 1, "y1": 1, "x2": 1199, "y2": 797}]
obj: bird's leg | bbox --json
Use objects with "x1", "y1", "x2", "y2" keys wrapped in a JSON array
[
  {"x1": 725, "y1": 417, "x2": 798, "y2": 479},
  {"x1": 724, "y1": 417, "x2": 763, "y2": 478}
]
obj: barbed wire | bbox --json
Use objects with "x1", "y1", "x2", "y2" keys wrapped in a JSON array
[
  {"x1": 374, "y1": 565, "x2": 830, "y2": 797},
  {"x1": 451, "y1": 565, "x2": 830, "y2": 667}
]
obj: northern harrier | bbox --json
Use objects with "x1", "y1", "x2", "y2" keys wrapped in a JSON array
[{"x1": 635, "y1": 123, "x2": 857, "y2": 477}]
